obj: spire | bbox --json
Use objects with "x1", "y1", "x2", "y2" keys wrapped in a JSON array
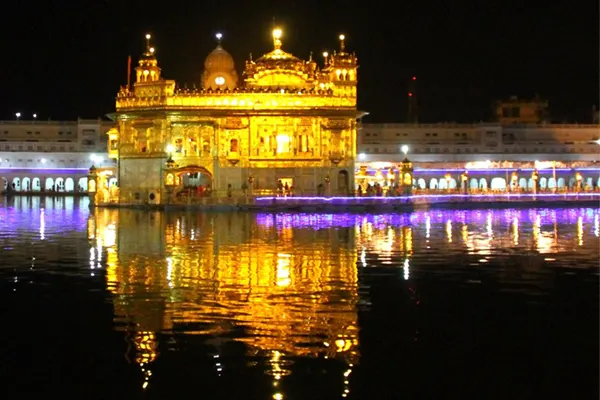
[
  {"x1": 339, "y1": 34, "x2": 346, "y2": 52},
  {"x1": 144, "y1": 33, "x2": 155, "y2": 56},
  {"x1": 272, "y1": 28, "x2": 282, "y2": 50},
  {"x1": 215, "y1": 32, "x2": 223, "y2": 48},
  {"x1": 136, "y1": 32, "x2": 161, "y2": 83}
]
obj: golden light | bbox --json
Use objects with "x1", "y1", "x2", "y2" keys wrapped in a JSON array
[
  {"x1": 339, "y1": 34, "x2": 345, "y2": 41},
  {"x1": 149, "y1": 47, "x2": 155, "y2": 53},
  {"x1": 272, "y1": 28, "x2": 282, "y2": 39},
  {"x1": 322, "y1": 51, "x2": 328, "y2": 58},
  {"x1": 145, "y1": 33, "x2": 151, "y2": 40}
]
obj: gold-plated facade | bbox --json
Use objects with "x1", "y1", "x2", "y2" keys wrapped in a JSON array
[{"x1": 109, "y1": 29, "x2": 363, "y2": 203}]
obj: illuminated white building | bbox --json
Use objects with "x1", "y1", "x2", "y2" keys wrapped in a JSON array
[
  {"x1": 356, "y1": 122, "x2": 600, "y2": 192},
  {"x1": 0, "y1": 118, "x2": 112, "y2": 192},
  {"x1": 355, "y1": 96, "x2": 600, "y2": 192}
]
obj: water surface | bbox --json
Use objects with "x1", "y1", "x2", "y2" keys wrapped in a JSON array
[{"x1": 0, "y1": 196, "x2": 598, "y2": 399}]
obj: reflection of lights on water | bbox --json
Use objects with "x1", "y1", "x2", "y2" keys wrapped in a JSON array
[
  {"x1": 96, "y1": 235, "x2": 103, "y2": 262},
  {"x1": 276, "y1": 253, "x2": 291, "y2": 287},
  {"x1": 166, "y1": 257, "x2": 174, "y2": 288},
  {"x1": 486, "y1": 213, "x2": 493, "y2": 238},
  {"x1": 577, "y1": 216, "x2": 583, "y2": 246},
  {"x1": 425, "y1": 216, "x2": 430, "y2": 239},
  {"x1": 103, "y1": 224, "x2": 116, "y2": 247},
  {"x1": 342, "y1": 367, "x2": 352, "y2": 397},
  {"x1": 403, "y1": 258, "x2": 409, "y2": 280},
  {"x1": 595, "y1": 214, "x2": 599, "y2": 237},
  {"x1": 360, "y1": 247, "x2": 366, "y2": 267},
  {"x1": 89, "y1": 247, "x2": 96, "y2": 270},
  {"x1": 39, "y1": 209, "x2": 45, "y2": 240},
  {"x1": 445, "y1": 220, "x2": 452, "y2": 243},
  {"x1": 461, "y1": 224, "x2": 472, "y2": 251},
  {"x1": 512, "y1": 217, "x2": 519, "y2": 246}
]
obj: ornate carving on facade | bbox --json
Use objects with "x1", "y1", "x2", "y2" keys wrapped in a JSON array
[{"x1": 109, "y1": 28, "x2": 365, "y2": 200}]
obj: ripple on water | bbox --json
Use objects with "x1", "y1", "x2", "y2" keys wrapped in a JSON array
[{"x1": 0, "y1": 203, "x2": 598, "y2": 397}]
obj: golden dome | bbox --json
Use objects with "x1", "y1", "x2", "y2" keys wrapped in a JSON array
[{"x1": 204, "y1": 45, "x2": 235, "y2": 71}]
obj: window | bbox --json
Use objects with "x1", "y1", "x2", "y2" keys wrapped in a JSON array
[
  {"x1": 298, "y1": 135, "x2": 308, "y2": 152},
  {"x1": 229, "y1": 138, "x2": 239, "y2": 152},
  {"x1": 276, "y1": 134, "x2": 290, "y2": 153}
]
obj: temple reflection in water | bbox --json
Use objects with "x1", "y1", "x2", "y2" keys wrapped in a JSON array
[
  {"x1": 87, "y1": 206, "x2": 598, "y2": 394},
  {"x1": 87, "y1": 209, "x2": 359, "y2": 395}
]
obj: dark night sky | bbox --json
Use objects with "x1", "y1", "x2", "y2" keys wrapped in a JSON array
[{"x1": 0, "y1": 0, "x2": 598, "y2": 123}]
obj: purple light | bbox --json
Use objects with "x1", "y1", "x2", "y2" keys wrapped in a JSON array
[
  {"x1": 256, "y1": 193, "x2": 600, "y2": 201},
  {"x1": 255, "y1": 208, "x2": 599, "y2": 230},
  {"x1": 0, "y1": 167, "x2": 90, "y2": 174}
]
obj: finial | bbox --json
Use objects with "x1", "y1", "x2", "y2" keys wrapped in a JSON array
[
  {"x1": 309, "y1": 51, "x2": 313, "y2": 61},
  {"x1": 249, "y1": 53, "x2": 253, "y2": 61},
  {"x1": 272, "y1": 27, "x2": 282, "y2": 50},
  {"x1": 145, "y1": 33, "x2": 152, "y2": 52},
  {"x1": 322, "y1": 51, "x2": 329, "y2": 65},
  {"x1": 215, "y1": 32, "x2": 223, "y2": 45},
  {"x1": 339, "y1": 34, "x2": 346, "y2": 52}
]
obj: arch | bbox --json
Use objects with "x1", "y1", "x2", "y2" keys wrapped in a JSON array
[
  {"x1": 0, "y1": 177, "x2": 7, "y2": 190},
  {"x1": 429, "y1": 178, "x2": 438, "y2": 190},
  {"x1": 490, "y1": 177, "x2": 506, "y2": 191},
  {"x1": 469, "y1": 178, "x2": 478, "y2": 190},
  {"x1": 539, "y1": 177, "x2": 547, "y2": 189},
  {"x1": 449, "y1": 178, "x2": 457, "y2": 189},
  {"x1": 557, "y1": 177, "x2": 566, "y2": 188},
  {"x1": 175, "y1": 166, "x2": 214, "y2": 189},
  {"x1": 64, "y1": 178, "x2": 75, "y2": 192},
  {"x1": 45, "y1": 177, "x2": 55, "y2": 191},
  {"x1": 518, "y1": 178, "x2": 527, "y2": 189},
  {"x1": 32, "y1": 177, "x2": 41, "y2": 191},
  {"x1": 479, "y1": 178, "x2": 487, "y2": 190},
  {"x1": 547, "y1": 177, "x2": 556, "y2": 189},
  {"x1": 527, "y1": 178, "x2": 534, "y2": 189},
  {"x1": 21, "y1": 177, "x2": 31, "y2": 192},
  {"x1": 54, "y1": 177, "x2": 65, "y2": 192},
  {"x1": 108, "y1": 177, "x2": 118, "y2": 187},
  {"x1": 439, "y1": 179, "x2": 448, "y2": 190},
  {"x1": 568, "y1": 177, "x2": 576, "y2": 189},
  {"x1": 337, "y1": 170, "x2": 349, "y2": 193},
  {"x1": 417, "y1": 178, "x2": 426, "y2": 189},
  {"x1": 585, "y1": 177, "x2": 593, "y2": 189},
  {"x1": 78, "y1": 177, "x2": 88, "y2": 192},
  {"x1": 12, "y1": 177, "x2": 21, "y2": 191}
]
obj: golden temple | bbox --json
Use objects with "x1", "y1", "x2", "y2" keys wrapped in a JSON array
[{"x1": 105, "y1": 28, "x2": 363, "y2": 204}]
